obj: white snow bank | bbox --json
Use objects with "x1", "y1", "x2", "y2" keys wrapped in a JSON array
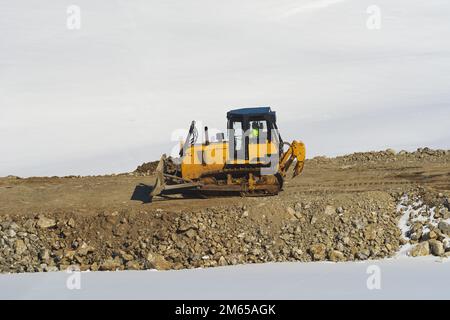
[
  {"x1": 397, "y1": 194, "x2": 450, "y2": 256},
  {"x1": 0, "y1": 257, "x2": 448, "y2": 299}
]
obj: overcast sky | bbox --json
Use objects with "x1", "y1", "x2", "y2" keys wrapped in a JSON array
[{"x1": 1, "y1": 0, "x2": 449, "y2": 176}]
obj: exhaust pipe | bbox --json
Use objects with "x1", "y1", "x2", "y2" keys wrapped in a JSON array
[{"x1": 204, "y1": 126, "x2": 209, "y2": 145}]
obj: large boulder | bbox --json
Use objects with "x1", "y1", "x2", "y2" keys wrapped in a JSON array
[
  {"x1": 146, "y1": 252, "x2": 172, "y2": 270},
  {"x1": 410, "y1": 241, "x2": 430, "y2": 257},
  {"x1": 37, "y1": 216, "x2": 56, "y2": 229},
  {"x1": 309, "y1": 244, "x2": 327, "y2": 261},
  {"x1": 386, "y1": 148, "x2": 397, "y2": 155},
  {"x1": 438, "y1": 221, "x2": 450, "y2": 236},
  {"x1": 100, "y1": 257, "x2": 122, "y2": 271},
  {"x1": 39, "y1": 249, "x2": 50, "y2": 262},
  {"x1": 126, "y1": 260, "x2": 141, "y2": 270},
  {"x1": 15, "y1": 240, "x2": 27, "y2": 255},
  {"x1": 328, "y1": 250, "x2": 345, "y2": 262},
  {"x1": 217, "y1": 256, "x2": 227, "y2": 266},
  {"x1": 429, "y1": 240, "x2": 445, "y2": 256}
]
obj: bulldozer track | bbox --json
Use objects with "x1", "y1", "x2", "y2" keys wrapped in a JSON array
[
  {"x1": 286, "y1": 177, "x2": 450, "y2": 194},
  {"x1": 293, "y1": 180, "x2": 412, "y2": 188}
]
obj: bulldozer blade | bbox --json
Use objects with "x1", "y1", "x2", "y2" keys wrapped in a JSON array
[
  {"x1": 161, "y1": 182, "x2": 201, "y2": 193},
  {"x1": 150, "y1": 154, "x2": 201, "y2": 197},
  {"x1": 150, "y1": 154, "x2": 167, "y2": 197}
]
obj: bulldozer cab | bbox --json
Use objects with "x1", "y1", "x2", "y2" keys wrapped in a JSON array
[{"x1": 226, "y1": 107, "x2": 280, "y2": 163}]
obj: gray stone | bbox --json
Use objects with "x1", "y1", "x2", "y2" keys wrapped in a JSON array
[
  {"x1": 46, "y1": 266, "x2": 59, "y2": 272},
  {"x1": 120, "y1": 251, "x2": 134, "y2": 262},
  {"x1": 9, "y1": 222, "x2": 20, "y2": 231},
  {"x1": 309, "y1": 244, "x2": 326, "y2": 261},
  {"x1": 15, "y1": 240, "x2": 27, "y2": 255},
  {"x1": 39, "y1": 249, "x2": 50, "y2": 261},
  {"x1": 286, "y1": 207, "x2": 296, "y2": 218},
  {"x1": 356, "y1": 250, "x2": 370, "y2": 260},
  {"x1": 77, "y1": 243, "x2": 95, "y2": 256},
  {"x1": 185, "y1": 229, "x2": 197, "y2": 238},
  {"x1": 100, "y1": 257, "x2": 122, "y2": 271},
  {"x1": 410, "y1": 241, "x2": 430, "y2": 257},
  {"x1": 386, "y1": 148, "x2": 397, "y2": 155},
  {"x1": 421, "y1": 230, "x2": 437, "y2": 241},
  {"x1": 429, "y1": 240, "x2": 445, "y2": 256},
  {"x1": 178, "y1": 222, "x2": 196, "y2": 232},
  {"x1": 328, "y1": 250, "x2": 345, "y2": 262},
  {"x1": 37, "y1": 216, "x2": 56, "y2": 229},
  {"x1": 324, "y1": 205, "x2": 335, "y2": 216},
  {"x1": 146, "y1": 252, "x2": 172, "y2": 270},
  {"x1": 23, "y1": 219, "x2": 35, "y2": 230},
  {"x1": 7, "y1": 229, "x2": 16, "y2": 238},
  {"x1": 438, "y1": 221, "x2": 450, "y2": 236},
  {"x1": 218, "y1": 256, "x2": 227, "y2": 266},
  {"x1": 67, "y1": 218, "x2": 76, "y2": 228},
  {"x1": 126, "y1": 260, "x2": 141, "y2": 270}
]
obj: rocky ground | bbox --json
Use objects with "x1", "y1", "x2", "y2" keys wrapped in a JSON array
[
  {"x1": 0, "y1": 148, "x2": 449, "y2": 273},
  {"x1": 134, "y1": 160, "x2": 159, "y2": 176},
  {"x1": 398, "y1": 188, "x2": 450, "y2": 257}
]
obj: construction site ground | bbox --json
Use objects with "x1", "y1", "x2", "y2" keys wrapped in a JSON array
[
  {"x1": 1, "y1": 150, "x2": 449, "y2": 217},
  {"x1": 0, "y1": 148, "x2": 449, "y2": 273}
]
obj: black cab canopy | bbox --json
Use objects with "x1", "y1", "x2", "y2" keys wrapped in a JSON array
[{"x1": 227, "y1": 107, "x2": 276, "y2": 123}]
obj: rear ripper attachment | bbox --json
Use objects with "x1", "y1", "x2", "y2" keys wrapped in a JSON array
[{"x1": 150, "y1": 107, "x2": 306, "y2": 199}]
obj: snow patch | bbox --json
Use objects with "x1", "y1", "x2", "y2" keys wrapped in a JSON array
[
  {"x1": 1, "y1": 257, "x2": 449, "y2": 299},
  {"x1": 396, "y1": 193, "x2": 450, "y2": 257}
]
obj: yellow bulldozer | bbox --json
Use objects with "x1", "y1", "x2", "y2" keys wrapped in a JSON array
[{"x1": 151, "y1": 107, "x2": 305, "y2": 198}]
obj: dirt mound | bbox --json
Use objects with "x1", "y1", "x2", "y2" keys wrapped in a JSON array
[
  {"x1": 134, "y1": 157, "x2": 179, "y2": 176},
  {"x1": 0, "y1": 191, "x2": 403, "y2": 273},
  {"x1": 134, "y1": 161, "x2": 159, "y2": 175},
  {"x1": 309, "y1": 147, "x2": 450, "y2": 166}
]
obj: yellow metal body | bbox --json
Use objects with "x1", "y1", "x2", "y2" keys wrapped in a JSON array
[
  {"x1": 151, "y1": 108, "x2": 306, "y2": 197},
  {"x1": 279, "y1": 140, "x2": 306, "y2": 178},
  {"x1": 181, "y1": 141, "x2": 279, "y2": 180}
]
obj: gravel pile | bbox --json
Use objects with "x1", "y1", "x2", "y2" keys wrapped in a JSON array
[
  {"x1": 310, "y1": 147, "x2": 450, "y2": 165},
  {"x1": 396, "y1": 188, "x2": 450, "y2": 258},
  {"x1": 0, "y1": 191, "x2": 403, "y2": 273}
]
